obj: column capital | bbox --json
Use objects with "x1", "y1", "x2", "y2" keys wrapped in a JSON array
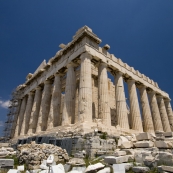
[
  {"x1": 164, "y1": 98, "x2": 171, "y2": 102},
  {"x1": 114, "y1": 70, "x2": 124, "y2": 76},
  {"x1": 138, "y1": 84, "x2": 147, "y2": 89},
  {"x1": 36, "y1": 86, "x2": 42, "y2": 90},
  {"x1": 80, "y1": 52, "x2": 92, "y2": 60},
  {"x1": 127, "y1": 78, "x2": 136, "y2": 83},
  {"x1": 28, "y1": 91, "x2": 35, "y2": 96},
  {"x1": 44, "y1": 79, "x2": 52, "y2": 85},
  {"x1": 54, "y1": 72, "x2": 63, "y2": 77},
  {"x1": 156, "y1": 95, "x2": 163, "y2": 100},
  {"x1": 99, "y1": 61, "x2": 107, "y2": 67},
  {"x1": 67, "y1": 62, "x2": 76, "y2": 68},
  {"x1": 148, "y1": 90, "x2": 156, "y2": 95}
]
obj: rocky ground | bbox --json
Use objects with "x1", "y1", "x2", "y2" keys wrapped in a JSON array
[{"x1": 2, "y1": 131, "x2": 173, "y2": 172}]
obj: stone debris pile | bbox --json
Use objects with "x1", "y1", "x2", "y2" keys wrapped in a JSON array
[
  {"x1": 0, "y1": 143, "x2": 16, "y2": 158},
  {"x1": 17, "y1": 142, "x2": 69, "y2": 170}
]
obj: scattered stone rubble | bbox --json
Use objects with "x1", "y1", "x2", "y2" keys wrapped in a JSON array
[
  {"x1": 5, "y1": 131, "x2": 173, "y2": 172},
  {"x1": 0, "y1": 143, "x2": 16, "y2": 158},
  {"x1": 17, "y1": 142, "x2": 69, "y2": 170}
]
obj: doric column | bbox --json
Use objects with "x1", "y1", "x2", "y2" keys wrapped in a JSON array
[
  {"x1": 20, "y1": 91, "x2": 34, "y2": 135},
  {"x1": 164, "y1": 99, "x2": 173, "y2": 131},
  {"x1": 98, "y1": 62, "x2": 111, "y2": 126},
  {"x1": 74, "y1": 81, "x2": 79, "y2": 124},
  {"x1": 78, "y1": 52, "x2": 92, "y2": 123},
  {"x1": 11, "y1": 99, "x2": 22, "y2": 138},
  {"x1": 148, "y1": 91, "x2": 163, "y2": 131},
  {"x1": 36, "y1": 80, "x2": 52, "y2": 132},
  {"x1": 138, "y1": 85, "x2": 154, "y2": 132},
  {"x1": 27, "y1": 86, "x2": 42, "y2": 134},
  {"x1": 127, "y1": 79, "x2": 143, "y2": 132},
  {"x1": 62, "y1": 63, "x2": 76, "y2": 125},
  {"x1": 47, "y1": 73, "x2": 62, "y2": 130},
  {"x1": 14, "y1": 96, "x2": 27, "y2": 137},
  {"x1": 157, "y1": 95, "x2": 171, "y2": 132},
  {"x1": 114, "y1": 72, "x2": 129, "y2": 129}
]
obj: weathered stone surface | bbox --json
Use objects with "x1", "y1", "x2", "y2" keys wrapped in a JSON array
[
  {"x1": 143, "y1": 156, "x2": 156, "y2": 168},
  {"x1": 132, "y1": 167, "x2": 150, "y2": 173},
  {"x1": 0, "y1": 159, "x2": 14, "y2": 168},
  {"x1": 134, "y1": 141, "x2": 153, "y2": 148},
  {"x1": 136, "y1": 133, "x2": 151, "y2": 141},
  {"x1": 85, "y1": 163, "x2": 105, "y2": 173},
  {"x1": 155, "y1": 141, "x2": 173, "y2": 148},
  {"x1": 114, "y1": 151, "x2": 126, "y2": 156},
  {"x1": 51, "y1": 164, "x2": 65, "y2": 173},
  {"x1": 162, "y1": 166, "x2": 173, "y2": 173},
  {"x1": 67, "y1": 158, "x2": 85, "y2": 166},
  {"x1": 113, "y1": 164, "x2": 125, "y2": 173},
  {"x1": 104, "y1": 156, "x2": 128, "y2": 164},
  {"x1": 164, "y1": 132, "x2": 173, "y2": 137},
  {"x1": 122, "y1": 163, "x2": 133, "y2": 171},
  {"x1": 7, "y1": 169, "x2": 20, "y2": 173},
  {"x1": 0, "y1": 143, "x2": 10, "y2": 147},
  {"x1": 97, "y1": 167, "x2": 111, "y2": 173},
  {"x1": 121, "y1": 141, "x2": 133, "y2": 149},
  {"x1": 71, "y1": 166, "x2": 86, "y2": 173},
  {"x1": 134, "y1": 150, "x2": 152, "y2": 164},
  {"x1": 17, "y1": 143, "x2": 69, "y2": 169},
  {"x1": 127, "y1": 79, "x2": 143, "y2": 132},
  {"x1": 155, "y1": 151, "x2": 173, "y2": 165}
]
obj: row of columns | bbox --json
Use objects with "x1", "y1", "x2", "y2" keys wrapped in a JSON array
[{"x1": 13, "y1": 52, "x2": 173, "y2": 137}]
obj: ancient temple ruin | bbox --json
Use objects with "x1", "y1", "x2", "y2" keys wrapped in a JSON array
[{"x1": 6, "y1": 26, "x2": 173, "y2": 141}]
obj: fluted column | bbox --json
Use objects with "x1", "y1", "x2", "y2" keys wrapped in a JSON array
[
  {"x1": 164, "y1": 99, "x2": 173, "y2": 131},
  {"x1": 36, "y1": 80, "x2": 52, "y2": 132},
  {"x1": 114, "y1": 72, "x2": 129, "y2": 129},
  {"x1": 127, "y1": 79, "x2": 143, "y2": 132},
  {"x1": 74, "y1": 81, "x2": 79, "y2": 124},
  {"x1": 62, "y1": 63, "x2": 76, "y2": 125},
  {"x1": 47, "y1": 73, "x2": 62, "y2": 130},
  {"x1": 98, "y1": 62, "x2": 111, "y2": 126},
  {"x1": 20, "y1": 92, "x2": 34, "y2": 135},
  {"x1": 11, "y1": 99, "x2": 22, "y2": 138},
  {"x1": 78, "y1": 52, "x2": 92, "y2": 123},
  {"x1": 148, "y1": 91, "x2": 163, "y2": 131},
  {"x1": 139, "y1": 85, "x2": 154, "y2": 132},
  {"x1": 28, "y1": 86, "x2": 42, "y2": 134},
  {"x1": 14, "y1": 96, "x2": 27, "y2": 137},
  {"x1": 157, "y1": 95, "x2": 171, "y2": 132}
]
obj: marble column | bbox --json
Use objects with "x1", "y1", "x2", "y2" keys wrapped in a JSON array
[
  {"x1": 98, "y1": 62, "x2": 111, "y2": 126},
  {"x1": 127, "y1": 79, "x2": 143, "y2": 132},
  {"x1": 14, "y1": 96, "x2": 27, "y2": 137},
  {"x1": 62, "y1": 63, "x2": 76, "y2": 125},
  {"x1": 164, "y1": 99, "x2": 173, "y2": 131},
  {"x1": 36, "y1": 80, "x2": 52, "y2": 132},
  {"x1": 11, "y1": 99, "x2": 22, "y2": 138},
  {"x1": 78, "y1": 52, "x2": 92, "y2": 123},
  {"x1": 114, "y1": 72, "x2": 129, "y2": 129},
  {"x1": 139, "y1": 85, "x2": 154, "y2": 132},
  {"x1": 74, "y1": 81, "x2": 79, "y2": 124},
  {"x1": 157, "y1": 95, "x2": 171, "y2": 132},
  {"x1": 148, "y1": 91, "x2": 163, "y2": 131},
  {"x1": 27, "y1": 86, "x2": 42, "y2": 134},
  {"x1": 20, "y1": 91, "x2": 34, "y2": 135},
  {"x1": 47, "y1": 73, "x2": 62, "y2": 130}
]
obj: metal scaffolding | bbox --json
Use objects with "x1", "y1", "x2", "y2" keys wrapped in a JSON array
[{"x1": 3, "y1": 89, "x2": 21, "y2": 141}]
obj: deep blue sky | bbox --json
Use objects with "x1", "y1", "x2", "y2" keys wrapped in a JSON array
[{"x1": 0, "y1": 1, "x2": 173, "y2": 137}]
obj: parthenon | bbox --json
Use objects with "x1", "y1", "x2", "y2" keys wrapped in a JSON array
[{"x1": 9, "y1": 26, "x2": 173, "y2": 140}]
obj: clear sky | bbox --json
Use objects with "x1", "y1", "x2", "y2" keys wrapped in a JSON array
[{"x1": 0, "y1": 1, "x2": 173, "y2": 137}]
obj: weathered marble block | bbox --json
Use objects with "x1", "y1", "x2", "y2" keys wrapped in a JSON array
[
  {"x1": 0, "y1": 159, "x2": 14, "y2": 168},
  {"x1": 136, "y1": 133, "x2": 151, "y2": 141}
]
